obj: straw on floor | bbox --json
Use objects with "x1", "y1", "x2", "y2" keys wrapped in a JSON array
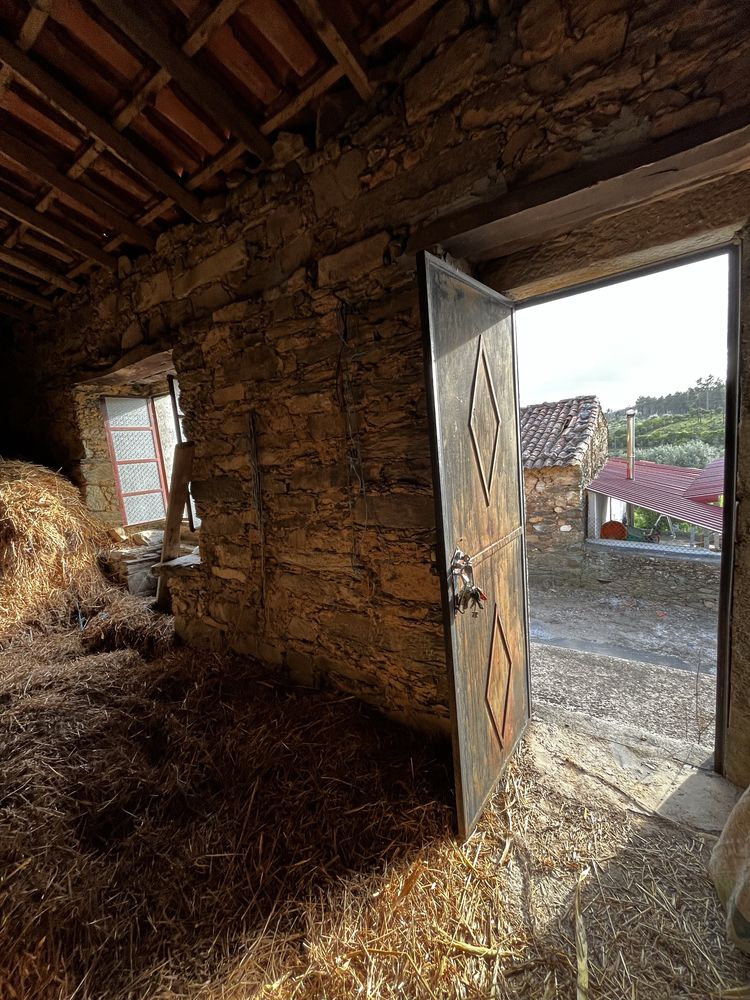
[
  {"x1": 81, "y1": 587, "x2": 175, "y2": 657},
  {"x1": 0, "y1": 626, "x2": 748, "y2": 1000},
  {"x1": 0, "y1": 460, "x2": 111, "y2": 635}
]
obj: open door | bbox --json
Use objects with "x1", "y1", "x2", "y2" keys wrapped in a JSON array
[{"x1": 418, "y1": 251, "x2": 531, "y2": 838}]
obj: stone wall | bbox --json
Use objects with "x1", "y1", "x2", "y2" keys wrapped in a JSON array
[
  {"x1": 0, "y1": 0, "x2": 748, "y2": 735},
  {"x1": 524, "y1": 407, "x2": 608, "y2": 579},
  {"x1": 524, "y1": 466, "x2": 586, "y2": 578},
  {"x1": 584, "y1": 540, "x2": 720, "y2": 611}
]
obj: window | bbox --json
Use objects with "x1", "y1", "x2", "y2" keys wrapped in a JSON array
[{"x1": 103, "y1": 396, "x2": 168, "y2": 526}]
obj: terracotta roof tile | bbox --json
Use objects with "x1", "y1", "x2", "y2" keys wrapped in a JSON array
[{"x1": 520, "y1": 395, "x2": 602, "y2": 469}]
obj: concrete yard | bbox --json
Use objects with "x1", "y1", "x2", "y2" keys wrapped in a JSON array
[
  {"x1": 529, "y1": 583, "x2": 718, "y2": 756},
  {"x1": 529, "y1": 583, "x2": 718, "y2": 671}
]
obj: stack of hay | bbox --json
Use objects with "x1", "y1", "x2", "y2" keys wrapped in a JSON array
[{"x1": 0, "y1": 460, "x2": 111, "y2": 635}]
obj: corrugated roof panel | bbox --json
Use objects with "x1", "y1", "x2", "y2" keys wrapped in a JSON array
[
  {"x1": 684, "y1": 456, "x2": 725, "y2": 501},
  {"x1": 587, "y1": 457, "x2": 723, "y2": 533}
]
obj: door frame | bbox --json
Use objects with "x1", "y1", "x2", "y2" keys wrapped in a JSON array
[
  {"x1": 418, "y1": 251, "x2": 532, "y2": 835},
  {"x1": 494, "y1": 242, "x2": 740, "y2": 772}
]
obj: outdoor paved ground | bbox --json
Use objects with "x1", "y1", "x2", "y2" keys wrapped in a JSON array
[
  {"x1": 528, "y1": 583, "x2": 719, "y2": 753},
  {"x1": 529, "y1": 583, "x2": 718, "y2": 673}
]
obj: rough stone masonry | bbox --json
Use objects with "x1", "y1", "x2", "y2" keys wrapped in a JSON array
[{"x1": 2, "y1": 0, "x2": 750, "y2": 774}]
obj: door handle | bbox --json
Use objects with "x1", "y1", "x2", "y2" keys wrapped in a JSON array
[{"x1": 450, "y1": 548, "x2": 488, "y2": 617}]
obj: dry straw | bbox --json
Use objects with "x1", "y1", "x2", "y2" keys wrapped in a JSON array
[
  {"x1": 81, "y1": 587, "x2": 175, "y2": 657},
  {"x1": 0, "y1": 460, "x2": 111, "y2": 635},
  {"x1": 0, "y1": 627, "x2": 747, "y2": 999}
]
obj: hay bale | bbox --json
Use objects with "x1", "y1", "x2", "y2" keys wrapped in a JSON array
[
  {"x1": 0, "y1": 460, "x2": 111, "y2": 635},
  {"x1": 81, "y1": 589, "x2": 175, "y2": 658}
]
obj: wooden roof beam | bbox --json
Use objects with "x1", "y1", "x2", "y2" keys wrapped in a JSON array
[
  {"x1": 0, "y1": 245, "x2": 78, "y2": 292},
  {"x1": 0, "y1": 275, "x2": 52, "y2": 310},
  {"x1": 0, "y1": 36, "x2": 203, "y2": 221},
  {"x1": 4, "y1": 0, "x2": 245, "y2": 264},
  {"x1": 0, "y1": 298, "x2": 32, "y2": 322},
  {"x1": 88, "y1": 0, "x2": 273, "y2": 164},
  {"x1": 64, "y1": 0, "x2": 440, "y2": 279},
  {"x1": 0, "y1": 189, "x2": 115, "y2": 268},
  {"x1": 0, "y1": 133, "x2": 155, "y2": 249},
  {"x1": 294, "y1": 0, "x2": 373, "y2": 100}
]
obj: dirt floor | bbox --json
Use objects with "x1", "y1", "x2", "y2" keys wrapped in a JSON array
[{"x1": 0, "y1": 622, "x2": 748, "y2": 999}]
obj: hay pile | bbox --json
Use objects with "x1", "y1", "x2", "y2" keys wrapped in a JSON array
[
  {"x1": 0, "y1": 629, "x2": 748, "y2": 999},
  {"x1": 81, "y1": 588, "x2": 175, "y2": 657},
  {"x1": 0, "y1": 460, "x2": 111, "y2": 634}
]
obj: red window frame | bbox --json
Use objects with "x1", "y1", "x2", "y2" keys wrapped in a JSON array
[{"x1": 101, "y1": 395, "x2": 170, "y2": 527}]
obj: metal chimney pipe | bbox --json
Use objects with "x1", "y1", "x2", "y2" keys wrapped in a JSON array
[{"x1": 626, "y1": 408, "x2": 636, "y2": 480}]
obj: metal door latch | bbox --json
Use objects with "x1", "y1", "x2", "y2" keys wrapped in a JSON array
[{"x1": 451, "y1": 548, "x2": 488, "y2": 617}]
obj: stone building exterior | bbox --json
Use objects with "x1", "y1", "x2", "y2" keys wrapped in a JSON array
[
  {"x1": 521, "y1": 396, "x2": 608, "y2": 579},
  {"x1": 1, "y1": 1, "x2": 750, "y2": 783}
]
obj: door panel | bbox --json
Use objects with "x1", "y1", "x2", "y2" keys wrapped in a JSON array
[{"x1": 418, "y1": 251, "x2": 531, "y2": 838}]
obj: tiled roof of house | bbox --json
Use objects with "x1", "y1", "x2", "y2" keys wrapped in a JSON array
[{"x1": 520, "y1": 396, "x2": 602, "y2": 469}]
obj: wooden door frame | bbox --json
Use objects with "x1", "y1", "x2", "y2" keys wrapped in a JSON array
[{"x1": 489, "y1": 242, "x2": 741, "y2": 773}]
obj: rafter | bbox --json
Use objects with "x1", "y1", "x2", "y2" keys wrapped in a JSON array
[
  {"x1": 294, "y1": 0, "x2": 372, "y2": 100},
  {"x1": 0, "y1": 298, "x2": 31, "y2": 322},
  {"x1": 0, "y1": 245, "x2": 78, "y2": 292},
  {"x1": 0, "y1": 275, "x2": 52, "y2": 310},
  {"x1": 2, "y1": 0, "x2": 247, "y2": 274},
  {"x1": 0, "y1": 133, "x2": 155, "y2": 249},
  {"x1": 0, "y1": 0, "x2": 50, "y2": 103},
  {"x1": 61, "y1": 0, "x2": 440, "y2": 284},
  {"x1": 0, "y1": 189, "x2": 115, "y2": 268},
  {"x1": 0, "y1": 36, "x2": 203, "y2": 221},
  {"x1": 88, "y1": 0, "x2": 273, "y2": 164}
]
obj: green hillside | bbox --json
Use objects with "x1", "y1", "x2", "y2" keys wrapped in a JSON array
[{"x1": 607, "y1": 376, "x2": 726, "y2": 468}]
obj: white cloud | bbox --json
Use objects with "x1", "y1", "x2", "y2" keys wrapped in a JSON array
[{"x1": 515, "y1": 252, "x2": 730, "y2": 411}]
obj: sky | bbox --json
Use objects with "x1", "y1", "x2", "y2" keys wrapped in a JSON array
[{"x1": 515, "y1": 252, "x2": 730, "y2": 412}]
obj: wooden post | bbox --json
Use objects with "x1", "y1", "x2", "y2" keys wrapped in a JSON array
[{"x1": 155, "y1": 441, "x2": 195, "y2": 612}]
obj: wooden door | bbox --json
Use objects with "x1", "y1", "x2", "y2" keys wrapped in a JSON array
[{"x1": 418, "y1": 251, "x2": 531, "y2": 838}]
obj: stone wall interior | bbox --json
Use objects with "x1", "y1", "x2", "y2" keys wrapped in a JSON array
[{"x1": 0, "y1": 0, "x2": 748, "y2": 780}]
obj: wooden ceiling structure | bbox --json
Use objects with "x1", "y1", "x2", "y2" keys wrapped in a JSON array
[{"x1": 0, "y1": 0, "x2": 438, "y2": 322}]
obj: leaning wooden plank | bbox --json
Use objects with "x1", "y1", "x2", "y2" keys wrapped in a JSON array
[{"x1": 155, "y1": 441, "x2": 195, "y2": 613}]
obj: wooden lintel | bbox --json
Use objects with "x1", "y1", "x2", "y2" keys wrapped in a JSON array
[
  {"x1": 0, "y1": 297, "x2": 31, "y2": 322},
  {"x1": 294, "y1": 0, "x2": 373, "y2": 100},
  {"x1": 0, "y1": 133, "x2": 155, "y2": 250},
  {"x1": 408, "y1": 109, "x2": 750, "y2": 262},
  {"x1": 0, "y1": 245, "x2": 78, "y2": 292},
  {"x1": 0, "y1": 275, "x2": 51, "y2": 309},
  {"x1": 0, "y1": 189, "x2": 115, "y2": 268},
  {"x1": 88, "y1": 0, "x2": 273, "y2": 164},
  {"x1": 0, "y1": 35, "x2": 203, "y2": 221}
]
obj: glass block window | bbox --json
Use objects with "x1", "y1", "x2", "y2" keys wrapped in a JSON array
[{"x1": 104, "y1": 396, "x2": 168, "y2": 526}]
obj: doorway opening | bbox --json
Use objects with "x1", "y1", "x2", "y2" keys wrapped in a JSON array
[{"x1": 513, "y1": 247, "x2": 737, "y2": 768}]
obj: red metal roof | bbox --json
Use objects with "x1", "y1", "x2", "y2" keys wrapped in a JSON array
[
  {"x1": 587, "y1": 457, "x2": 724, "y2": 534},
  {"x1": 683, "y1": 457, "x2": 725, "y2": 502}
]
